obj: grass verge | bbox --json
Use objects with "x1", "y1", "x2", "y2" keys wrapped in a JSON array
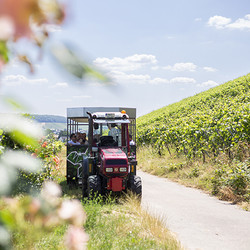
[
  {"x1": 137, "y1": 146, "x2": 250, "y2": 211},
  {"x1": 84, "y1": 194, "x2": 182, "y2": 249},
  {"x1": 57, "y1": 146, "x2": 182, "y2": 249}
]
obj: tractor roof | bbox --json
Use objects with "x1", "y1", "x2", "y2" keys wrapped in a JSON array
[
  {"x1": 67, "y1": 107, "x2": 136, "y2": 122},
  {"x1": 92, "y1": 112, "x2": 130, "y2": 124}
]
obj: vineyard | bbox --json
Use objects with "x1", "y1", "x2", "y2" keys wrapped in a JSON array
[{"x1": 137, "y1": 74, "x2": 250, "y2": 162}]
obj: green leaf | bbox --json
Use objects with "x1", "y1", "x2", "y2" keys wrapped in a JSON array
[
  {"x1": 10, "y1": 130, "x2": 39, "y2": 148},
  {"x1": 0, "y1": 41, "x2": 9, "y2": 63},
  {"x1": 0, "y1": 210, "x2": 15, "y2": 229},
  {"x1": 50, "y1": 43, "x2": 110, "y2": 83},
  {"x1": 2, "y1": 96, "x2": 26, "y2": 111}
]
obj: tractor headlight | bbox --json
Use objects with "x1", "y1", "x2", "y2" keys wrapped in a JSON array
[
  {"x1": 106, "y1": 168, "x2": 113, "y2": 172},
  {"x1": 119, "y1": 167, "x2": 127, "y2": 172}
]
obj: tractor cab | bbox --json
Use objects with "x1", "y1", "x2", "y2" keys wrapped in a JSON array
[{"x1": 66, "y1": 107, "x2": 141, "y2": 198}]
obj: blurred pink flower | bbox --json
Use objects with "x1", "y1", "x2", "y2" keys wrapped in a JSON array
[
  {"x1": 28, "y1": 198, "x2": 41, "y2": 215},
  {"x1": 64, "y1": 225, "x2": 89, "y2": 250},
  {"x1": 41, "y1": 181, "x2": 62, "y2": 199},
  {"x1": 0, "y1": 16, "x2": 15, "y2": 40},
  {"x1": 0, "y1": 58, "x2": 4, "y2": 72},
  {"x1": 31, "y1": 153, "x2": 37, "y2": 158},
  {"x1": 0, "y1": 0, "x2": 44, "y2": 39},
  {"x1": 58, "y1": 199, "x2": 86, "y2": 227},
  {"x1": 3, "y1": 197, "x2": 19, "y2": 210}
]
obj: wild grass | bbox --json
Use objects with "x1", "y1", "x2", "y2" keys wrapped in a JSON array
[
  {"x1": 137, "y1": 146, "x2": 250, "y2": 210},
  {"x1": 83, "y1": 194, "x2": 182, "y2": 250},
  {"x1": 55, "y1": 146, "x2": 182, "y2": 249}
]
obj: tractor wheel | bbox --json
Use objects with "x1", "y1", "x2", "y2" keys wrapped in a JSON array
[
  {"x1": 87, "y1": 175, "x2": 102, "y2": 198},
  {"x1": 82, "y1": 178, "x2": 87, "y2": 198},
  {"x1": 82, "y1": 158, "x2": 89, "y2": 198},
  {"x1": 128, "y1": 175, "x2": 142, "y2": 198}
]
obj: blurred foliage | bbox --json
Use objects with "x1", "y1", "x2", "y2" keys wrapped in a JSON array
[
  {"x1": 0, "y1": 182, "x2": 87, "y2": 250},
  {"x1": 0, "y1": 0, "x2": 93, "y2": 248},
  {"x1": 13, "y1": 135, "x2": 64, "y2": 195},
  {"x1": 51, "y1": 43, "x2": 110, "y2": 83}
]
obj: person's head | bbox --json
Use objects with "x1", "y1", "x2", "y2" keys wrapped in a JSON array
[
  {"x1": 94, "y1": 123, "x2": 99, "y2": 130},
  {"x1": 129, "y1": 134, "x2": 133, "y2": 141},
  {"x1": 76, "y1": 132, "x2": 81, "y2": 140},
  {"x1": 111, "y1": 123, "x2": 116, "y2": 128},
  {"x1": 82, "y1": 133, "x2": 87, "y2": 140},
  {"x1": 70, "y1": 133, "x2": 77, "y2": 142}
]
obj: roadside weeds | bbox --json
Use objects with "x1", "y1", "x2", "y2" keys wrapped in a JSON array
[{"x1": 137, "y1": 146, "x2": 250, "y2": 211}]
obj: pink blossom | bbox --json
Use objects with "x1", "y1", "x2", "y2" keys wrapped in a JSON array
[
  {"x1": 0, "y1": 0, "x2": 43, "y2": 39},
  {"x1": 58, "y1": 200, "x2": 86, "y2": 227},
  {"x1": 41, "y1": 181, "x2": 62, "y2": 199},
  {"x1": 0, "y1": 16, "x2": 15, "y2": 40},
  {"x1": 64, "y1": 225, "x2": 89, "y2": 250}
]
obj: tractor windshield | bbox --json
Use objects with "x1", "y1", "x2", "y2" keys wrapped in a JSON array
[{"x1": 93, "y1": 120, "x2": 130, "y2": 147}]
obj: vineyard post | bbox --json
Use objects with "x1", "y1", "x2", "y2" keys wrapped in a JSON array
[{"x1": 215, "y1": 129, "x2": 225, "y2": 153}]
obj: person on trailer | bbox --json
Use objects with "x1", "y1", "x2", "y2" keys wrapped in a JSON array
[
  {"x1": 76, "y1": 132, "x2": 88, "y2": 145},
  {"x1": 129, "y1": 134, "x2": 135, "y2": 145},
  {"x1": 68, "y1": 133, "x2": 80, "y2": 146},
  {"x1": 108, "y1": 123, "x2": 121, "y2": 144},
  {"x1": 81, "y1": 133, "x2": 89, "y2": 145}
]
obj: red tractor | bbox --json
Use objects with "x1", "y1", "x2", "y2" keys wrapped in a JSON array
[{"x1": 66, "y1": 107, "x2": 142, "y2": 198}]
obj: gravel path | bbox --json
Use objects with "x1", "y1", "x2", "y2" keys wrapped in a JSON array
[{"x1": 139, "y1": 170, "x2": 250, "y2": 250}]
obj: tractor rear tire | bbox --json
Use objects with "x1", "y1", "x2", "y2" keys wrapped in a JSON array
[
  {"x1": 87, "y1": 175, "x2": 101, "y2": 198},
  {"x1": 82, "y1": 158, "x2": 89, "y2": 198},
  {"x1": 128, "y1": 175, "x2": 142, "y2": 198}
]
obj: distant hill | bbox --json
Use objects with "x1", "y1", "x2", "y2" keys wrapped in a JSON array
[
  {"x1": 32, "y1": 115, "x2": 66, "y2": 123},
  {"x1": 31, "y1": 115, "x2": 66, "y2": 130},
  {"x1": 137, "y1": 73, "x2": 250, "y2": 159}
]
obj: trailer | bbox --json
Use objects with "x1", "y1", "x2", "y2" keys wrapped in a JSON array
[{"x1": 66, "y1": 107, "x2": 141, "y2": 198}]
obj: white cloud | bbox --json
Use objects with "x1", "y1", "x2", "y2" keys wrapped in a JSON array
[
  {"x1": 72, "y1": 95, "x2": 92, "y2": 99},
  {"x1": 203, "y1": 66, "x2": 217, "y2": 72},
  {"x1": 170, "y1": 77, "x2": 196, "y2": 84},
  {"x1": 149, "y1": 78, "x2": 169, "y2": 85},
  {"x1": 227, "y1": 14, "x2": 250, "y2": 30},
  {"x1": 110, "y1": 71, "x2": 168, "y2": 85},
  {"x1": 151, "y1": 66, "x2": 159, "y2": 71},
  {"x1": 195, "y1": 18, "x2": 202, "y2": 22},
  {"x1": 110, "y1": 71, "x2": 150, "y2": 84},
  {"x1": 2, "y1": 74, "x2": 48, "y2": 86},
  {"x1": 207, "y1": 16, "x2": 231, "y2": 29},
  {"x1": 163, "y1": 62, "x2": 197, "y2": 72},
  {"x1": 165, "y1": 35, "x2": 175, "y2": 39},
  {"x1": 208, "y1": 14, "x2": 250, "y2": 30},
  {"x1": 56, "y1": 98, "x2": 72, "y2": 102},
  {"x1": 197, "y1": 80, "x2": 218, "y2": 87},
  {"x1": 94, "y1": 54, "x2": 157, "y2": 72},
  {"x1": 49, "y1": 82, "x2": 68, "y2": 88}
]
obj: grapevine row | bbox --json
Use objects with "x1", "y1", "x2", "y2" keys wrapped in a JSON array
[{"x1": 137, "y1": 74, "x2": 250, "y2": 161}]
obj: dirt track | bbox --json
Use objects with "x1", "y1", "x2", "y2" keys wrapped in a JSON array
[{"x1": 139, "y1": 170, "x2": 250, "y2": 250}]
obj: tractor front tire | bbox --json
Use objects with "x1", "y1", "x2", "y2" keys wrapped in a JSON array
[
  {"x1": 128, "y1": 175, "x2": 142, "y2": 198},
  {"x1": 87, "y1": 175, "x2": 101, "y2": 198}
]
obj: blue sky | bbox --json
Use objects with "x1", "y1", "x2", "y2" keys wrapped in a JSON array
[{"x1": 1, "y1": 0, "x2": 250, "y2": 117}]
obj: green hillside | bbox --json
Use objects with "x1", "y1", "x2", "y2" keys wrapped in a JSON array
[
  {"x1": 41, "y1": 123, "x2": 66, "y2": 130},
  {"x1": 137, "y1": 74, "x2": 250, "y2": 161},
  {"x1": 32, "y1": 115, "x2": 66, "y2": 130},
  {"x1": 32, "y1": 114, "x2": 66, "y2": 123}
]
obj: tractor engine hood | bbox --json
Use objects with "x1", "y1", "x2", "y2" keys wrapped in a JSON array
[
  {"x1": 100, "y1": 148, "x2": 128, "y2": 191},
  {"x1": 100, "y1": 148, "x2": 129, "y2": 178},
  {"x1": 100, "y1": 148, "x2": 128, "y2": 162}
]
